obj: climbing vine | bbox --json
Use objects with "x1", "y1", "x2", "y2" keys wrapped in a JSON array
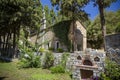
[{"x1": 52, "y1": 20, "x2": 72, "y2": 51}]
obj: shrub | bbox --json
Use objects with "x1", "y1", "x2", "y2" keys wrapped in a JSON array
[
  {"x1": 39, "y1": 48, "x2": 45, "y2": 53},
  {"x1": 50, "y1": 65, "x2": 65, "y2": 73},
  {"x1": 48, "y1": 47, "x2": 54, "y2": 51},
  {"x1": 18, "y1": 52, "x2": 41, "y2": 68},
  {"x1": 18, "y1": 44, "x2": 41, "y2": 68},
  {"x1": 42, "y1": 51, "x2": 54, "y2": 69},
  {"x1": 61, "y1": 52, "x2": 70, "y2": 68},
  {"x1": 57, "y1": 48, "x2": 64, "y2": 52}
]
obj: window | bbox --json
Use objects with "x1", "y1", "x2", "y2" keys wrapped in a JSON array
[
  {"x1": 77, "y1": 56, "x2": 81, "y2": 60},
  {"x1": 94, "y1": 57, "x2": 100, "y2": 62}
]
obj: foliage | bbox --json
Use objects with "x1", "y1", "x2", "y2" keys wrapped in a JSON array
[
  {"x1": 99, "y1": 73, "x2": 110, "y2": 80},
  {"x1": 18, "y1": 42, "x2": 41, "y2": 68},
  {"x1": 51, "y1": 0, "x2": 89, "y2": 20},
  {"x1": 0, "y1": 0, "x2": 43, "y2": 57},
  {"x1": 100, "y1": 59, "x2": 120, "y2": 80},
  {"x1": 48, "y1": 47, "x2": 54, "y2": 51},
  {"x1": 87, "y1": 19, "x2": 103, "y2": 49},
  {"x1": 50, "y1": 65, "x2": 65, "y2": 73},
  {"x1": 57, "y1": 48, "x2": 64, "y2": 52},
  {"x1": 18, "y1": 54, "x2": 41, "y2": 68},
  {"x1": 105, "y1": 59, "x2": 120, "y2": 80},
  {"x1": 52, "y1": 20, "x2": 71, "y2": 51},
  {"x1": 42, "y1": 51, "x2": 54, "y2": 69},
  {"x1": 104, "y1": 10, "x2": 120, "y2": 34},
  {"x1": 114, "y1": 9, "x2": 120, "y2": 33},
  {"x1": 39, "y1": 47, "x2": 45, "y2": 53},
  {"x1": 44, "y1": 6, "x2": 56, "y2": 27},
  {"x1": 92, "y1": 0, "x2": 117, "y2": 8},
  {"x1": 115, "y1": 22, "x2": 120, "y2": 33}
]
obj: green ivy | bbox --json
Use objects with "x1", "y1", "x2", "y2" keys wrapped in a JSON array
[{"x1": 52, "y1": 20, "x2": 72, "y2": 51}]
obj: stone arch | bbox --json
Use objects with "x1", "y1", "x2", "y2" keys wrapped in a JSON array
[
  {"x1": 75, "y1": 21, "x2": 86, "y2": 50},
  {"x1": 77, "y1": 55, "x2": 82, "y2": 60},
  {"x1": 83, "y1": 59, "x2": 93, "y2": 66},
  {"x1": 55, "y1": 41, "x2": 60, "y2": 50},
  {"x1": 94, "y1": 56, "x2": 100, "y2": 62}
]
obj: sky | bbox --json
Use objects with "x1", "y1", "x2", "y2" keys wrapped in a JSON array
[{"x1": 41, "y1": 0, "x2": 120, "y2": 20}]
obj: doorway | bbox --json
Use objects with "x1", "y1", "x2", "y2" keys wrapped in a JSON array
[
  {"x1": 80, "y1": 69, "x2": 93, "y2": 79},
  {"x1": 81, "y1": 59, "x2": 93, "y2": 79}
]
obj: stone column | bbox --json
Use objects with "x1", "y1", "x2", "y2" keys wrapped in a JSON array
[
  {"x1": 83, "y1": 36, "x2": 87, "y2": 51},
  {"x1": 82, "y1": 29, "x2": 87, "y2": 51}
]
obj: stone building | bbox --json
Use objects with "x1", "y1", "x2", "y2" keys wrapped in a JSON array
[{"x1": 30, "y1": 20, "x2": 87, "y2": 52}]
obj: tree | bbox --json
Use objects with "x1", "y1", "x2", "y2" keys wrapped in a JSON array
[
  {"x1": 115, "y1": 22, "x2": 120, "y2": 33},
  {"x1": 87, "y1": 20, "x2": 102, "y2": 49},
  {"x1": 92, "y1": 0, "x2": 117, "y2": 50},
  {"x1": 114, "y1": 10, "x2": 120, "y2": 33},
  {"x1": 87, "y1": 10, "x2": 120, "y2": 49},
  {"x1": 50, "y1": 0, "x2": 89, "y2": 51},
  {"x1": 44, "y1": 6, "x2": 56, "y2": 27},
  {"x1": 0, "y1": 0, "x2": 43, "y2": 58}
]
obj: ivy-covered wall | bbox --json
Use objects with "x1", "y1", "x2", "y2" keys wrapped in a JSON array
[{"x1": 52, "y1": 20, "x2": 72, "y2": 51}]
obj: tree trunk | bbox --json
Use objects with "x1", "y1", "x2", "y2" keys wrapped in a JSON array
[
  {"x1": 2, "y1": 34, "x2": 6, "y2": 56},
  {"x1": 5, "y1": 33, "x2": 10, "y2": 57},
  {"x1": 73, "y1": 20, "x2": 77, "y2": 51},
  {"x1": 0, "y1": 35, "x2": 1, "y2": 56},
  {"x1": 13, "y1": 26, "x2": 16, "y2": 58},
  {"x1": 98, "y1": 0, "x2": 106, "y2": 51},
  {"x1": 69, "y1": 20, "x2": 77, "y2": 52},
  {"x1": 8, "y1": 32, "x2": 12, "y2": 58}
]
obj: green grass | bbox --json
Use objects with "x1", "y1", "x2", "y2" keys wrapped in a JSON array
[{"x1": 0, "y1": 59, "x2": 72, "y2": 80}]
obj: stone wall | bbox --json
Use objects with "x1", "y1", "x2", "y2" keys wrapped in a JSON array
[
  {"x1": 105, "y1": 33, "x2": 120, "y2": 49},
  {"x1": 105, "y1": 34, "x2": 120, "y2": 64}
]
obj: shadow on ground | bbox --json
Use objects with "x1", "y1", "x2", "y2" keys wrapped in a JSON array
[{"x1": 0, "y1": 77, "x2": 7, "y2": 80}]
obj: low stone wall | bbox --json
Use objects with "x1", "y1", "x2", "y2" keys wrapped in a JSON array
[
  {"x1": 105, "y1": 33, "x2": 120, "y2": 64},
  {"x1": 106, "y1": 48, "x2": 120, "y2": 64},
  {"x1": 53, "y1": 49, "x2": 105, "y2": 80}
]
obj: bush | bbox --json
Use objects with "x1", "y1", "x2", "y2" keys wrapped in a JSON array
[
  {"x1": 39, "y1": 48, "x2": 45, "y2": 53},
  {"x1": 18, "y1": 44, "x2": 41, "y2": 68},
  {"x1": 18, "y1": 52, "x2": 41, "y2": 68},
  {"x1": 61, "y1": 52, "x2": 70, "y2": 68},
  {"x1": 57, "y1": 48, "x2": 64, "y2": 52},
  {"x1": 42, "y1": 51, "x2": 54, "y2": 69},
  {"x1": 99, "y1": 59, "x2": 120, "y2": 80},
  {"x1": 50, "y1": 65, "x2": 65, "y2": 73},
  {"x1": 48, "y1": 47, "x2": 54, "y2": 51}
]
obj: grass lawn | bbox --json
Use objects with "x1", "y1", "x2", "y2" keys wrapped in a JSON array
[{"x1": 0, "y1": 59, "x2": 72, "y2": 80}]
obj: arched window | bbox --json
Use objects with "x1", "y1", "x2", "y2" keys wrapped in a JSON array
[
  {"x1": 56, "y1": 42, "x2": 59, "y2": 49},
  {"x1": 94, "y1": 57, "x2": 100, "y2": 62},
  {"x1": 77, "y1": 56, "x2": 81, "y2": 60},
  {"x1": 83, "y1": 60, "x2": 93, "y2": 66},
  {"x1": 55, "y1": 41, "x2": 59, "y2": 50}
]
